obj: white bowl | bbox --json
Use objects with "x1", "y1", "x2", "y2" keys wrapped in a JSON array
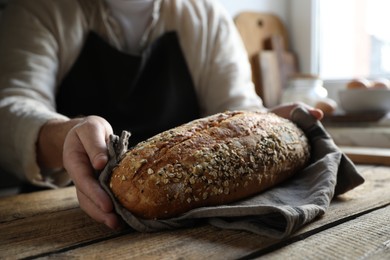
[{"x1": 338, "y1": 89, "x2": 390, "y2": 113}]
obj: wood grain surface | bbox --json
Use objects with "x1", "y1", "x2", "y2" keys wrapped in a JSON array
[
  {"x1": 260, "y1": 206, "x2": 390, "y2": 259},
  {"x1": 341, "y1": 146, "x2": 390, "y2": 166},
  {"x1": 0, "y1": 165, "x2": 389, "y2": 259}
]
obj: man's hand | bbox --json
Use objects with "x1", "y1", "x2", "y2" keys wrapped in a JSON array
[
  {"x1": 62, "y1": 116, "x2": 122, "y2": 230},
  {"x1": 38, "y1": 116, "x2": 122, "y2": 229},
  {"x1": 269, "y1": 102, "x2": 324, "y2": 121}
]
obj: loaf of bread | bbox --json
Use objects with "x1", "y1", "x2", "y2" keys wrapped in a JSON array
[{"x1": 109, "y1": 111, "x2": 310, "y2": 220}]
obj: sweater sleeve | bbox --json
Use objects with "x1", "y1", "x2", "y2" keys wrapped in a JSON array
[
  {"x1": 196, "y1": 0, "x2": 265, "y2": 115},
  {"x1": 155, "y1": 0, "x2": 265, "y2": 116},
  {"x1": 0, "y1": 0, "x2": 75, "y2": 187}
]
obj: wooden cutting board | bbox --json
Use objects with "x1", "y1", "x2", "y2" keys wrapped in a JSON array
[
  {"x1": 234, "y1": 12, "x2": 288, "y2": 56},
  {"x1": 340, "y1": 146, "x2": 390, "y2": 166},
  {"x1": 257, "y1": 51, "x2": 297, "y2": 107},
  {"x1": 257, "y1": 35, "x2": 298, "y2": 107},
  {"x1": 234, "y1": 12, "x2": 297, "y2": 107}
]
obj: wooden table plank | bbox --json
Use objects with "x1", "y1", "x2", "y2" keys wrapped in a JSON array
[
  {"x1": 340, "y1": 146, "x2": 390, "y2": 166},
  {"x1": 0, "y1": 186, "x2": 77, "y2": 223},
  {"x1": 297, "y1": 165, "x2": 390, "y2": 233},
  {"x1": 258, "y1": 205, "x2": 390, "y2": 260},
  {"x1": 241, "y1": 165, "x2": 390, "y2": 258},
  {"x1": 43, "y1": 225, "x2": 279, "y2": 260},
  {"x1": 0, "y1": 208, "x2": 120, "y2": 259},
  {"x1": 11, "y1": 165, "x2": 388, "y2": 260}
]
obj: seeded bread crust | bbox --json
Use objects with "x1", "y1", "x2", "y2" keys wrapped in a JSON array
[{"x1": 109, "y1": 111, "x2": 310, "y2": 220}]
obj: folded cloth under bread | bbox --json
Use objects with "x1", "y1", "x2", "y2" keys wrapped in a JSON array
[{"x1": 99, "y1": 106, "x2": 364, "y2": 238}]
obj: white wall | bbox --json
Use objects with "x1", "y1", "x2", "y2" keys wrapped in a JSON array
[{"x1": 288, "y1": 0, "x2": 318, "y2": 74}]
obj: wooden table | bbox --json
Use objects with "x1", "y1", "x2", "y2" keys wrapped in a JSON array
[{"x1": 1, "y1": 164, "x2": 389, "y2": 259}]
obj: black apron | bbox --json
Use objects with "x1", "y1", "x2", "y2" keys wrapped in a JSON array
[{"x1": 56, "y1": 31, "x2": 200, "y2": 146}]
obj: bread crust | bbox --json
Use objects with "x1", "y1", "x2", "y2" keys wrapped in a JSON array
[{"x1": 109, "y1": 111, "x2": 310, "y2": 219}]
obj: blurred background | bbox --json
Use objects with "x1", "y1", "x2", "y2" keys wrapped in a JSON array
[{"x1": 2, "y1": 0, "x2": 389, "y2": 102}]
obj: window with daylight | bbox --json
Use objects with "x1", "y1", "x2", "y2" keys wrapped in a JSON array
[{"x1": 318, "y1": 0, "x2": 390, "y2": 80}]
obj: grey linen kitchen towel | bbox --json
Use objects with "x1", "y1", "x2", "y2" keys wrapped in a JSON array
[{"x1": 99, "y1": 106, "x2": 364, "y2": 238}]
